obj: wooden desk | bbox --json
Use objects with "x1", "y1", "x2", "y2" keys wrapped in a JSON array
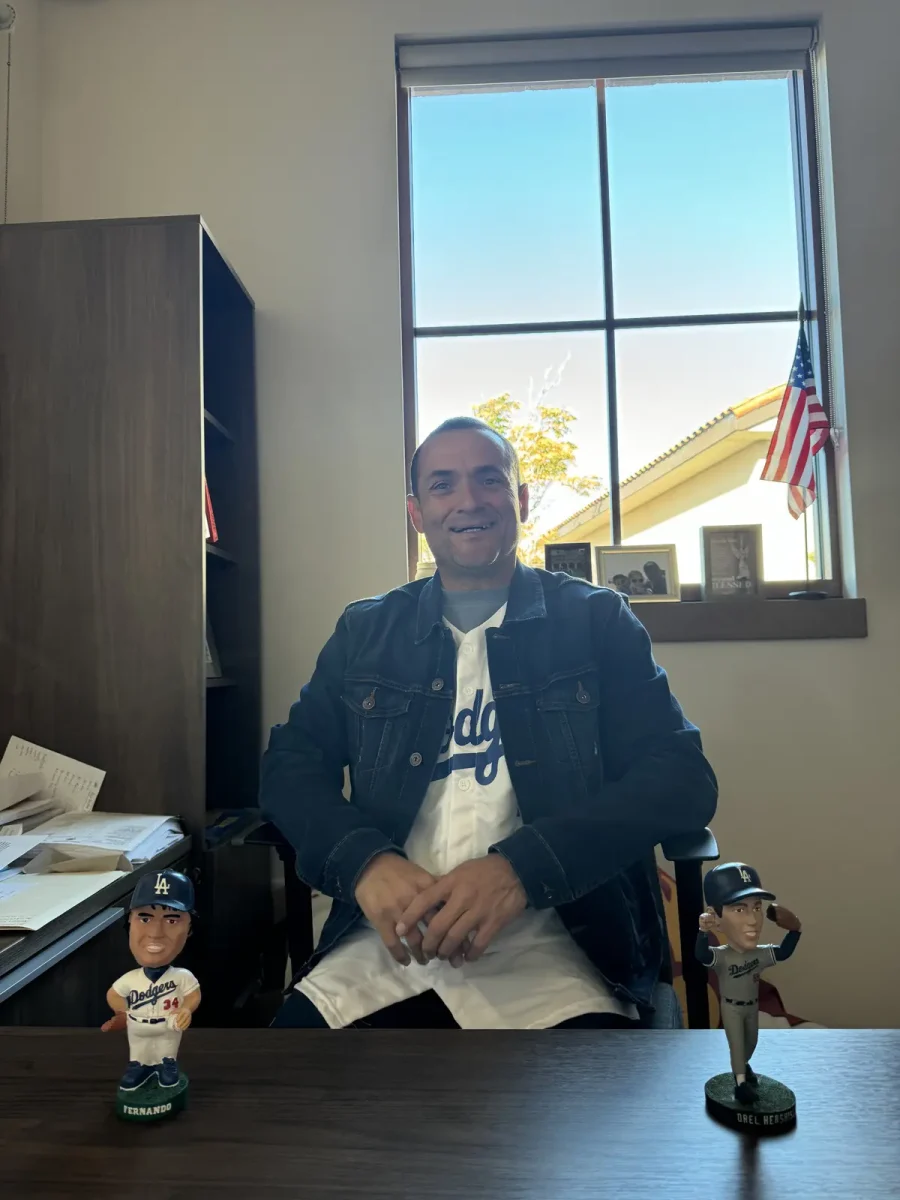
[{"x1": 1, "y1": 1029, "x2": 898, "y2": 1198}]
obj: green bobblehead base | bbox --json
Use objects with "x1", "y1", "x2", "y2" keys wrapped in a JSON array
[
  {"x1": 115, "y1": 1072, "x2": 189, "y2": 1122},
  {"x1": 705, "y1": 1073, "x2": 796, "y2": 1135}
]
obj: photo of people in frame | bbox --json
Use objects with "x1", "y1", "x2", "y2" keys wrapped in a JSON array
[{"x1": 596, "y1": 547, "x2": 680, "y2": 601}]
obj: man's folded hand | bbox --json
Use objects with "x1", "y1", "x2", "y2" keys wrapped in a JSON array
[
  {"x1": 354, "y1": 853, "x2": 437, "y2": 966},
  {"x1": 395, "y1": 855, "x2": 527, "y2": 967}
]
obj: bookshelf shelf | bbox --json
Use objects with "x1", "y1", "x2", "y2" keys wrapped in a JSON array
[
  {"x1": 206, "y1": 543, "x2": 236, "y2": 564},
  {"x1": 204, "y1": 408, "x2": 235, "y2": 443},
  {"x1": 206, "y1": 676, "x2": 235, "y2": 689}
]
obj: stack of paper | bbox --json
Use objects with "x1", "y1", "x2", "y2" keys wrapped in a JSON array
[
  {"x1": 27, "y1": 811, "x2": 183, "y2": 868},
  {"x1": 0, "y1": 834, "x2": 43, "y2": 870},
  {"x1": 0, "y1": 775, "x2": 59, "y2": 831},
  {"x1": 0, "y1": 739, "x2": 185, "y2": 930},
  {"x1": 0, "y1": 871, "x2": 127, "y2": 932},
  {"x1": 0, "y1": 737, "x2": 106, "y2": 830}
]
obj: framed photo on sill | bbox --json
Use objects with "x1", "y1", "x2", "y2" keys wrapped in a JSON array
[
  {"x1": 544, "y1": 542, "x2": 593, "y2": 582},
  {"x1": 701, "y1": 525, "x2": 764, "y2": 601},
  {"x1": 595, "y1": 545, "x2": 680, "y2": 601}
]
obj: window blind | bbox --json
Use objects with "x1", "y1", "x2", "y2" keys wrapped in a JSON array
[{"x1": 397, "y1": 25, "x2": 815, "y2": 89}]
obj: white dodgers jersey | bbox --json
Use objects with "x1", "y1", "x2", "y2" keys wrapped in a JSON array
[{"x1": 112, "y1": 966, "x2": 200, "y2": 1020}]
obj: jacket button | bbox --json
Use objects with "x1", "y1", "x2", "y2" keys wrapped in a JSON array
[
  {"x1": 409, "y1": 752, "x2": 423, "y2": 767},
  {"x1": 362, "y1": 691, "x2": 376, "y2": 711},
  {"x1": 431, "y1": 678, "x2": 444, "y2": 692},
  {"x1": 576, "y1": 682, "x2": 591, "y2": 704}
]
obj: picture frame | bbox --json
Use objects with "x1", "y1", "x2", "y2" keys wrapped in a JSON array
[
  {"x1": 595, "y1": 545, "x2": 680, "y2": 601},
  {"x1": 701, "y1": 525, "x2": 764, "y2": 601},
  {"x1": 544, "y1": 542, "x2": 593, "y2": 582},
  {"x1": 205, "y1": 619, "x2": 222, "y2": 678}
]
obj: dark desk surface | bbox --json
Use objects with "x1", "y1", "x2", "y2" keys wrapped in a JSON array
[{"x1": 2, "y1": 1029, "x2": 899, "y2": 1198}]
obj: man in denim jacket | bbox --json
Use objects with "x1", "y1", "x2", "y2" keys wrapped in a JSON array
[{"x1": 262, "y1": 417, "x2": 717, "y2": 1029}]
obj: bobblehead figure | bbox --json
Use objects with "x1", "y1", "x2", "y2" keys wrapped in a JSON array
[
  {"x1": 103, "y1": 869, "x2": 200, "y2": 1121},
  {"x1": 697, "y1": 862, "x2": 802, "y2": 1134}
]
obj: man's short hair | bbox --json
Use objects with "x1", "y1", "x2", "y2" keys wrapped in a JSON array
[{"x1": 409, "y1": 416, "x2": 521, "y2": 497}]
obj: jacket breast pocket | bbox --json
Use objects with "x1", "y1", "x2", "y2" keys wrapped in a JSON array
[
  {"x1": 341, "y1": 681, "x2": 413, "y2": 777},
  {"x1": 536, "y1": 673, "x2": 604, "y2": 797}
]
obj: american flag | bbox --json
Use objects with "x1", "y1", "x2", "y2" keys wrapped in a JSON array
[{"x1": 760, "y1": 325, "x2": 830, "y2": 519}]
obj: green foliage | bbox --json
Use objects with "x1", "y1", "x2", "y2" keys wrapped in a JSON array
[{"x1": 473, "y1": 392, "x2": 601, "y2": 566}]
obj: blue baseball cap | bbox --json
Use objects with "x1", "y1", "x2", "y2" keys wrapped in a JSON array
[
  {"x1": 704, "y1": 862, "x2": 775, "y2": 909},
  {"x1": 129, "y1": 870, "x2": 195, "y2": 915}
]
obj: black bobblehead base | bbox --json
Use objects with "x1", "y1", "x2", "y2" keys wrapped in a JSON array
[
  {"x1": 705, "y1": 1072, "x2": 796, "y2": 1135},
  {"x1": 115, "y1": 1071, "x2": 189, "y2": 1122}
]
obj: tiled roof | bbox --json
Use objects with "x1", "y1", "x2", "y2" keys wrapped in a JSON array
[{"x1": 542, "y1": 384, "x2": 783, "y2": 537}]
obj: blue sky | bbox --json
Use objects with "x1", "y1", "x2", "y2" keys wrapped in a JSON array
[{"x1": 410, "y1": 76, "x2": 802, "y2": 529}]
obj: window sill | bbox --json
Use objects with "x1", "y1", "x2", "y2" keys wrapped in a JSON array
[{"x1": 631, "y1": 597, "x2": 867, "y2": 643}]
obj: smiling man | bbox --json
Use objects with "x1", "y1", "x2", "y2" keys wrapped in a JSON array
[{"x1": 262, "y1": 416, "x2": 718, "y2": 1029}]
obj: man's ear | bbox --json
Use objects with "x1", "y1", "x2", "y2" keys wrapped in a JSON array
[
  {"x1": 518, "y1": 482, "x2": 530, "y2": 523},
  {"x1": 407, "y1": 494, "x2": 424, "y2": 534}
]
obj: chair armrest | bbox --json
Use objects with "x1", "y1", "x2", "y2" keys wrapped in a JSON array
[
  {"x1": 231, "y1": 818, "x2": 290, "y2": 850},
  {"x1": 661, "y1": 827, "x2": 719, "y2": 863}
]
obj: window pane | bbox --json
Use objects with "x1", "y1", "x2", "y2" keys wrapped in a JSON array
[
  {"x1": 614, "y1": 322, "x2": 820, "y2": 582},
  {"x1": 414, "y1": 333, "x2": 608, "y2": 564},
  {"x1": 410, "y1": 86, "x2": 605, "y2": 327},
  {"x1": 606, "y1": 76, "x2": 801, "y2": 317}
]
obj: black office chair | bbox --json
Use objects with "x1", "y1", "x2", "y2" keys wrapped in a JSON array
[{"x1": 236, "y1": 818, "x2": 720, "y2": 1029}]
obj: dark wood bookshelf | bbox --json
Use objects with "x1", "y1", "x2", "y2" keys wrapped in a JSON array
[
  {"x1": 0, "y1": 215, "x2": 261, "y2": 831},
  {"x1": 0, "y1": 216, "x2": 271, "y2": 1018}
]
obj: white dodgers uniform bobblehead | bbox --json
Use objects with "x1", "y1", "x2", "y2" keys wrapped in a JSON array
[{"x1": 105, "y1": 869, "x2": 201, "y2": 1093}]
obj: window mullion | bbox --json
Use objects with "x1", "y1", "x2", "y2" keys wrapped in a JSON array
[{"x1": 595, "y1": 79, "x2": 621, "y2": 545}]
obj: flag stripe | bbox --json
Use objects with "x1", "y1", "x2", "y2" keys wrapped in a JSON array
[{"x1": 760, "y1": 327, "x2": 829, "y2": 520}]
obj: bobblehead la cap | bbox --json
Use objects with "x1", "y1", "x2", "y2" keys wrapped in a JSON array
[
  {"x1": 703, "y1": 862, "x2": 775, "y2": 909},
  {"x1": 129, "y1": 870, "x2": 195, "y2": 915}
]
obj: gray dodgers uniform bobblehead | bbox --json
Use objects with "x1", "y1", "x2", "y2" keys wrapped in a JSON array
[{"x1": 696, "y1": 862, "x2": 802, "y2": 1131}]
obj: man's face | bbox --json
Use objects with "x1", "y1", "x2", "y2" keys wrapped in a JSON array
[
  {"x1": 407, "y1": 429, "x2": 528, "y2": 583},
  {"x1": 129, "y1": 905, "x2": 191, "y2": 968},
  {"x1": 717, "y1": 897, "x2": 766, "y2": 953}
]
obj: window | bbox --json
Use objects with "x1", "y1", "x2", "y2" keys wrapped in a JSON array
[{"x1": 398, "y1": 26, "x2": 843, "y2": 604}]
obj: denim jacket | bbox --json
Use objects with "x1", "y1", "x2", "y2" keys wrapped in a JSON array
[{"x1": 260, "y1": 562, "x2": 718, "y2": 1013}]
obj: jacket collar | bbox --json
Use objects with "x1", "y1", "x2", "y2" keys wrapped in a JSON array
[{"x1": 414, "y1": 560, "x2": 547, "y2": 644}]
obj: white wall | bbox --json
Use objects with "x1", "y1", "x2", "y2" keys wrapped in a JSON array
[
  {"x1": 34, "y1": 0, "x2": 900, "y2": 1026},
  {"x1": 0, "y1": 0, "x2": 40, "y2": 220}
]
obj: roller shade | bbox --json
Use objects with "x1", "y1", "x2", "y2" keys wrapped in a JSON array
[{"x1": 397, "y1": 25, "x2": 815, "y2": 89}]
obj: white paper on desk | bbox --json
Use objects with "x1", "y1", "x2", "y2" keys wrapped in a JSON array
[
  {"x1": 0, "y1": 795, "x2": 60, "y2": 823},
  {"x1": 29, "y1": 812, "x2": 178, "y2": 855},
  {"x1": 0, "y1": 737, "x2": 105, "y2": 814},
  {"x1": 127, "y1": 820, "x2": 183, "y2": 863},
  {"x1": 0, "y1": 772, "x2": 44, "y2": 814},
  {"x1": 0, "y1": 870, "x2": 126, "y2": 932},
  {"x1": 23, "y1": 845, "x2": 132, "y2": 874},
  {"x1": 0, "y1": 824, "x2": 23, "y2": 836},
  {"x1": 0, "y1": 834, "x2": 43, "y2": 870},
  {"x1": 3, "y1": 800, "x2": 64, "y2": 832}
]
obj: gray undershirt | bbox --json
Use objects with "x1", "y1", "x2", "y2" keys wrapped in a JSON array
[{"x1": 441, "y1": 586, "x2": 509, "y2": 634}]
